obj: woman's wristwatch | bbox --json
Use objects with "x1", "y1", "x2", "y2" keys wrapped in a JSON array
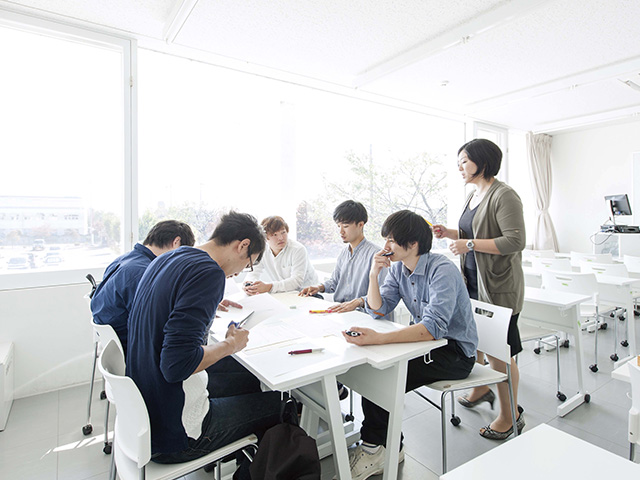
[{"x1": 466, "y1": 239, "x2": 475, "y2": 251}]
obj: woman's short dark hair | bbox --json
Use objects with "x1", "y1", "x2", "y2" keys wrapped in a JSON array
[
  {"x1": 261, "y1": 216, "x2": 289, "y2": 236},
  {"x1": 210, "y1": 211, "x2": 266, "y2": 263},
  {"x1": 458, "y1": 138, "x2": 502, "y2": 180},
  {"x1": 333, "y1": 200, "x2": 368, "y2": 224},
  {"x1": 143, "y1": 220, "x2": 195, "y2": 248},
  {"x1": 381, "y1": 210, "x2": 432, "y2": 255}
]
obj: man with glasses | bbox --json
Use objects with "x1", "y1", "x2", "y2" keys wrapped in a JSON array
[{"x1": 127, "y1": 211, "x2": 282, "y2": 479}]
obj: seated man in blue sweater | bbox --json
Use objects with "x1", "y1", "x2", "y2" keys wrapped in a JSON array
[
  {"x1": 343, "y1": 210, "x2": 478, "y2": 480},
  {"x1": 127, "y1": 211, "x2": 281, "y2": 478},
  {"x1": 91, "y1": 220, "x2": 196, "y2": 354}
]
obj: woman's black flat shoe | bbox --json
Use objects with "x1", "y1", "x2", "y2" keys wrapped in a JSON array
[{"x1": 457, "y1": 389, "x2": 496, "y2": 409}]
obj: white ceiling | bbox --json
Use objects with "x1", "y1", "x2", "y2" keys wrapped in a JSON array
[{"x1": 2, "y1": 0, "x2": 640, "y2": 132}]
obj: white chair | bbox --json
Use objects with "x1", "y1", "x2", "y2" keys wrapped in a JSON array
[
  {"x1": 629, "y1": 362, "x2": 640, "y2": 461},
  {"x1": 527, "y1": 249, "x2": 556, "y2": 259},
  {"x1": 570, "y1": 251, "x2": 613, "y2": 268},
  {"x1": 98, "y1": 340, "x2": 258, "y2": 480},
  {"x1": 413, "y1": 299, "x2": 519, "y2": 474},
  {"x1": 518, "y1": 321, "x2": 565, "y2": 401},
  {"x1": 580, "y1": 261, "x2": 633, "y2": 361},
  {"x1": 541, "y1": 270, "x2": 616, "y2": 373},
  {"x1": 531, "y1": 257, "x2": 572, "y2": 273},
  {"x1": 83, "y1": 322, "x2": 124, "y2": 457}
]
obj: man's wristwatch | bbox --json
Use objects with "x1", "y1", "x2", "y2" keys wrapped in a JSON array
[{"x1": 466, "y1": 239, "x2": 475, "y2": 251}]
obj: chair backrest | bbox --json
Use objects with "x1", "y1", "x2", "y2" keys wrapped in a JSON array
[
  {"x1": 470, "y1": 299, "x2": 513, "y2": 364},
  {"x1": 531, "y1": 257, "x2": 572, "y2": 272},
  {"x1": 580, "y1": 261, "x2": 629, "y2": 277},
  {"x1": 570, "y1": 251, "x2": 613, "y2": 267},
  {"x1": 98, "y1": 341, "x2": 150, "y2": 470},
  {"x1": 623, "y1": 255, "x2": 640, "y2": 274},
  {"x1": 93, "y1": 322, "x2": 125, "y2": 359},
  {"x1": 527, "y1": 249, "x2": 556, "y2": 259},
  {"x1": 540, "y1": 270, "x2": 599, "y2": 300}
]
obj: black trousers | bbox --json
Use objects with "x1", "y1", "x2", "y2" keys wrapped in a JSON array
[{"x1": 360, "y1": 341, "x2": 475, "y2": 447}]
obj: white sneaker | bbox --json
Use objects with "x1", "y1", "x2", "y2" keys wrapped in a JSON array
[{"x1": 347, "y1": 443, "x2": 405, "y2": 480}]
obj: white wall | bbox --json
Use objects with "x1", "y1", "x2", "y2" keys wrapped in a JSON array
[
  {"x1": 549, "y1": 120, "x2": 640, "y2": 253},
  {"x1": 0, "y1": 283, "x2": 94, "y2": 399}
]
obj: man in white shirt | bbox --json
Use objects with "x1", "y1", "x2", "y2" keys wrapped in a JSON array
[{"x1": 244, "y1": 216, "x2": 318, "y2": 295}]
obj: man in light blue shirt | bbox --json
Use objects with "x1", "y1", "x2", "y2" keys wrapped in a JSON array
[
  {"x1": 343, "y1": 210, "x2": 478, "y2": 480},
  {"x1": 300, "y1": 200, "x2": 384, "y2": 313}
]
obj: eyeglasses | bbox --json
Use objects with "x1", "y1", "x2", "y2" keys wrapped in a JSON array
[{"x1": 244, "y1": 245, "x2": 254, "y2": 272}]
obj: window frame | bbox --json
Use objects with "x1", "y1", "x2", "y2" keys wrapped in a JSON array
[{"x1": 0, "y1": 9, "x2": 137, "y2": 291}]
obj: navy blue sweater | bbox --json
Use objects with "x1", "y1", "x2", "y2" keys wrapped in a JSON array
[
  {"x1": 91, "y1": 243, "x2": 156, "y2": 354},
  {"x1": 127, "y1": 246, "x2": 225, "y2": 454}
]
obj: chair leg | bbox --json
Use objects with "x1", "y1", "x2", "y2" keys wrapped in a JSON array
[
  {"x1": 631, "y1": 442, "x2": 636, "y2": 462},
  {"x1": 555, "y1": 336, "x2": 566, "y2": 402},
  {"x1": 109, "y1": 437, "x2": 117, "y2": 480},
  {"x1": 83, "y1": 340, "x2": 99, "y2": 435},
  {"x1": 103, "y1": 401, "x2": 112, "y2": 454},
  {"x1": 216, "y1": 460, "x2": 221, "y2": 480},
  {"x1": 440, "y1": 391, "x2": 448, "y2": 474},
  {"x1": 506, "y1": 368, "x2": 519, "y2": 438}
]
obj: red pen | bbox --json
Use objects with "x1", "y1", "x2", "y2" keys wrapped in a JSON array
[{"x1": 288, "y1": 348, "x2": 325, "y2": 355}]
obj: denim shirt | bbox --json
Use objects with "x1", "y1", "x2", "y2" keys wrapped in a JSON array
[
  {"x1": 364, "y1": 252, "x2": 478, "y2": 358},
  {"x1": 323, "y1": 238, "x2": 384, "y2": 303}
]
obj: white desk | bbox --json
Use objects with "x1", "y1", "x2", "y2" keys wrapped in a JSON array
[
  {"x1": 521, "y1": 287, "x2": 591, "y2": 416},
  {"x1": 211, "y1": 292, "x2": 447, "y2": 480},
  {"x1": 612, "y1": 357, "x2": 639, "y2": 383},
  {"x1": 440, "y1": 423, "x2": 640, "y2": 479},
  {"x1": 522, "y1": 269, "x2": 639, "y2": 368}
]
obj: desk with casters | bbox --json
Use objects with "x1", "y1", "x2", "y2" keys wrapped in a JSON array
[
  {"x1": 521, "y1": 287, "x2": 592, "y2": 416},
  {"x1": 440, "y1": 424, "x2": 640, "y2": 479}
]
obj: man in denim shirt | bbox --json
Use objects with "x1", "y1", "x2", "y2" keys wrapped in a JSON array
[{"x1": 343, "y1": 210, "x2": 478, "y2": 480}]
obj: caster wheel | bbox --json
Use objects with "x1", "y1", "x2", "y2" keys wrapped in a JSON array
[
  {"x1": 534, "y1": 347, "x2": 541, "y2": 354},
  {"x1": 585, "y1": 394, "x2": 591, "y2": 403},
  {"x1": 82, "y1": 424, "x2": 93, "y2": 436},
  {"x1": 621, "y1": 340, "x2": 629, "y2": 347},
  {"x1": 100, "y1": 390, "x2": 107, "y2": 400},
  {"x1": 634, "y1": 309, "x2": 640, "y2": 317},
  {"x1": 618, "y1": 314, "x2": 625, "y2": 321},
  {"x1": 450, "y1": 416, "x2": 461, "y2": 427},
  {"x1": 610, "y1": 312, "x2": 615, "y2": 318},
  {"x1": 610, "y1": 353, "x2": 619, "y2": 362},
  {"x1": 103, "y1": 443, "x2": 112, "y2": 455},
  {"x1": 557, "y1": 392, "x2": 567, "y2": 402},
  {"x1": 345, "y1": 414, "x2": 354, "y2": 422},
  {"x1": 589, "y1": 364, "x2": 598, "y2": 372},
  {"x1": 600, "y1": 323, "x2": 608, "y2": 330},
  {"x1": 561, "y1": 340, "x2": 570, "y2": 348}
]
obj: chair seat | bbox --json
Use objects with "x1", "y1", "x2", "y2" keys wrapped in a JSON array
[
  {"x1": 427, "y1": 364, "x2": 507, "y2": 392},
  {"x1": 519, "y1": 322, "x2": 557, "y2": 342},
  {"x1": 114, "y1": 432, "x2": 258, "y2": 480}
]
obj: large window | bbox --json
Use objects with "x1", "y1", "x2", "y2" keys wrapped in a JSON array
[
  {"x1": 0, "y1": 13, "x2": 133, "y2": 287},
  {"x1": 138, "y1": 49, "x2": 465, "y2": 257}
]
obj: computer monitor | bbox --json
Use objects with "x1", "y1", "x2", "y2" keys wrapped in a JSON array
[{"x1": 605, "y1": 194, "x2": 632, "y2": 217}]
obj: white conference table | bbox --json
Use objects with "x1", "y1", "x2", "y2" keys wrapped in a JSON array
[
  {"x1": 521, "y1": 287, "x2": 591, "y2": 416},
  {"x1": 523, "y1": 268, "x2": 639, "y2": 367},
  {"x1": 210, "y1": 291, "x2": 447, "y2": 480},
  {"x1": 440, "y1": 423, "x2": 640, "y2": 479}
]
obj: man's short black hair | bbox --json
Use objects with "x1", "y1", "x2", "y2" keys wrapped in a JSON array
[
  {"x1": 143, "y1": 220, "x2": 195, "y2": 248},
  {"x1": 380, "y1": 210, "x2": 432, "y2": 255},
  {"x1": 458, "y1": 138, "x2": 502, "y2": 180},
  {"x1": 333, "y1": 200, "x2": 368, "y2": 224},
  {"x1": 209, "y1": 211, "x2": 266, "y2": 263}
]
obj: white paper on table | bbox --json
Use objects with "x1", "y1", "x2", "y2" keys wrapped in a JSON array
[
  {"x1": 244, "y1": 340, "x2": 337, "y2": 377},
  {"x1": 215, "y1": 307, "x2": 255, "y2": 325},
  {"x1": 244, "y1": 316, "x2": 305, "y2": 351},
  {"x1": 282, "y1": 313, "x2": 344, "y2": 338}
]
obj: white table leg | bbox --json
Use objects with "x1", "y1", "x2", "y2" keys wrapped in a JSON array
[
  {"x1": 321, "y1": 375, "x2": 350, "y2": 480},
  {"x1": 382, "y1": 361, "x2": 408, "y2": 480}
]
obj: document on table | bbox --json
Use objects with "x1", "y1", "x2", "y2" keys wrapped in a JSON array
[
  {"x1": 245, "y1": 339, "x2": 338, "y2": 378},
  {"x1": 216, "y1": 307, "x2": 255, "y2": 324},
  {"x1": 244, "y1": 313, "x2": 306, "y2": 352}
]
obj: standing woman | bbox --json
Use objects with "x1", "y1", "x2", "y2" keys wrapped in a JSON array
[{"x1": 432, "y1": 138, "x2": 526, "y2": 440}]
